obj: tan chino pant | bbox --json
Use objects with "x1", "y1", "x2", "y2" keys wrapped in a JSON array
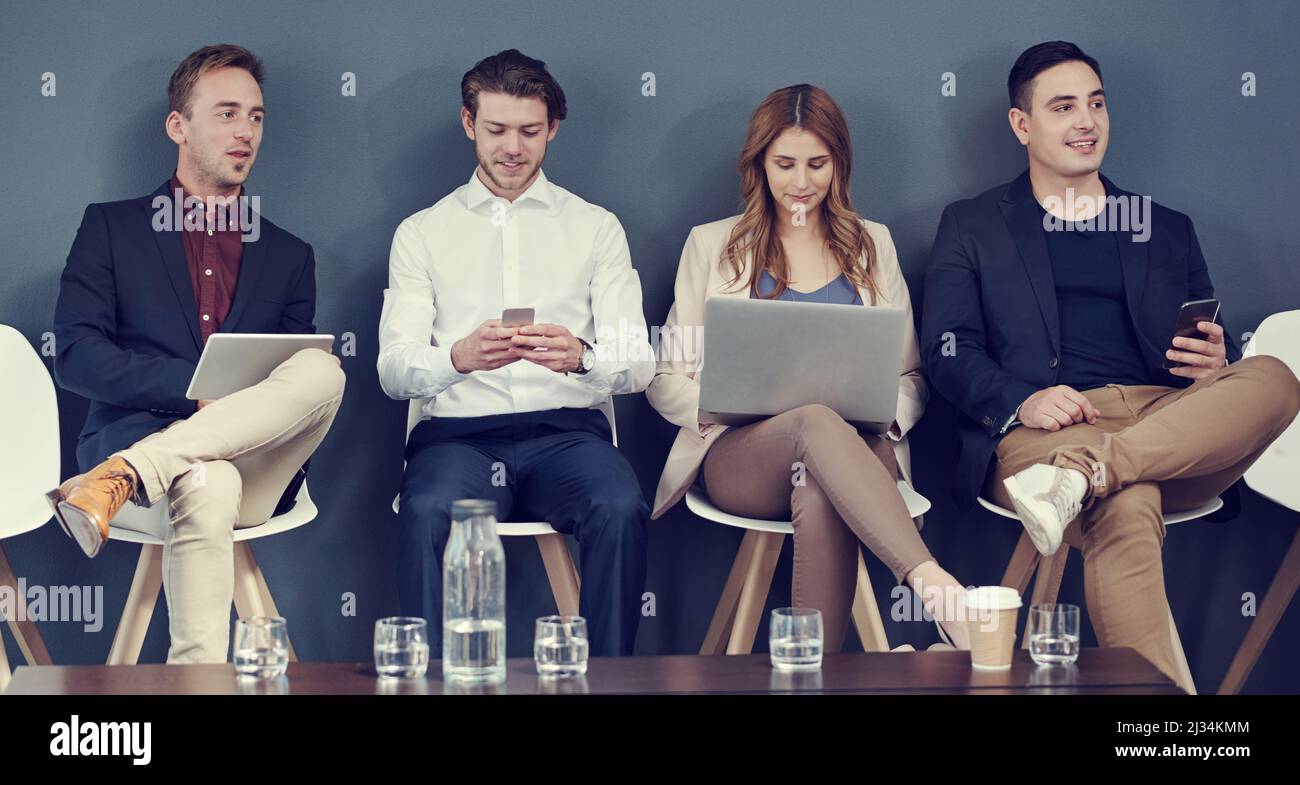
[
  {"x1": 702, "y1": 404, "x2": 934, "y2": 652},
  {"x1": 986, "y1": 355, "x2": 1300, "y2": 691},
  {"x1": 115, "y1": 348, "x2": 346, "y2": 663}
]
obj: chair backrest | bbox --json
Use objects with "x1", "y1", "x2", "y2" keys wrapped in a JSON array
[
  {"x1": 0, "y1": 325, "x2": 61, "y2": 538},
  {"x1": 1243, "y1": 310, "x2": 1300, "y2": 513}
]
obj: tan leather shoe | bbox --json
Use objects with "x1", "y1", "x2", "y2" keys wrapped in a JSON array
[{"x1": 45, "y1": 456, "x2": 139, "y2": 558}]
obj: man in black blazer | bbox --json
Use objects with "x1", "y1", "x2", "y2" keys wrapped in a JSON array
[
  {"x1": 922, "y1": 41, "x2": 1300, "y2": 690},
  {"x1": 49, "y1": 44, "x2": 345, "y2": 663}
]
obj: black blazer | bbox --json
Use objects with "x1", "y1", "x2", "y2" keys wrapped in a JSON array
[
  {"x1": 921, "y1": 170, "x2": 1241, "y2": 511},
  {"x1": 53, "y1": 180, "x2": 317, "y2": 473}
]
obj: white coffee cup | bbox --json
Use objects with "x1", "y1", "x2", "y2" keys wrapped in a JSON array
[{"x1": 964, "y1": 586, "x2": 1023, "y2": 669}]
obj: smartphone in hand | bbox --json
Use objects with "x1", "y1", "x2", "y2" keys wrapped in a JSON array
[
  {"x1": 1162, "y1": 298, "x2": 1220, "y2": 370},
  {"x1": 502, "y1": 307, "x2": 548, "y2": 352},
  {"x1": 501, "y1": 307, "x2": 534, "y2": 327}
]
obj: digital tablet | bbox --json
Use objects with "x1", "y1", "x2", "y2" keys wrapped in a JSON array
[{"x1": 186, "y1": 333, "x2": 335, "y2": 400}]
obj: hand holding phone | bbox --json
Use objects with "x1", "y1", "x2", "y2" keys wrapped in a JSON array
[
  {"x1": 511, "y1": 322, "x2": 583, "y2": 373},
  {"x1": 502, "y1": 307, "x2": 549, "y2": 353},
  {"x1": 450, "y1": 318, "x2": 523, "y2": 373},
  {"x1": 1164, "y1": 298, "x2": 1226, "y2": 378}
]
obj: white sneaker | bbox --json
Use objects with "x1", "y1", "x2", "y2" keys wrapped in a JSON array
[{"x1": 1002, "y1": 464, "x2": 1088, "y2": 556}]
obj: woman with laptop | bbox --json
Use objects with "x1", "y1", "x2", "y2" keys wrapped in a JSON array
[{"x1": 646, "y1": 84, "x2": 970, "y2": 650}]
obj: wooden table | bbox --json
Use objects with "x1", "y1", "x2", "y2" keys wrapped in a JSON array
[{"x1": 4, "y1": 648, "x2": 1181, "y2": 695}]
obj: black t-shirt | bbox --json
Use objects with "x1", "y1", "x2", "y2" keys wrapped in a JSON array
[{"x1": 1036, "y1": 201, "x2": 1150, "y2": 391}]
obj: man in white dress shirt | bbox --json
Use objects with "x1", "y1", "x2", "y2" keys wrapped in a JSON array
[{"x1": 377, "y1": 49, "x2": 655, "y2": 655}]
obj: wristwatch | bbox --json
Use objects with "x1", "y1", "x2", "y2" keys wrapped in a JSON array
[{"x1": 571, "y1": 337, "x2": 596, "y2": 375}]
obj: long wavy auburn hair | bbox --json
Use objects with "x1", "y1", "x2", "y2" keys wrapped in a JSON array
[{"x1": 721, "y1": 84, "x2": 878, "y2": 304}]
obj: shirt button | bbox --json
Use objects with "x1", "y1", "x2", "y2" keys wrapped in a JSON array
[
  {"x1": 205, "y1": 269, "x2": 213, "y2": 276},
  {"x1": 207, "y1": 228, "x2": 214, "y2": 236},
  {"x1": 1049, "y1": 357, "x2": 1059, "y2": 368},
  {"x1": 202, "y1": 314, "x2": 210, "y2": 321}
]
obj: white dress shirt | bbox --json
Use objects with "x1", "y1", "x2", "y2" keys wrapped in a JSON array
[{"x1": 377, "y1": 168, "x2": 654, "y2": 419}]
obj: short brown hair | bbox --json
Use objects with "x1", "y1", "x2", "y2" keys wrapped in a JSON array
[
  {"x1": 461, "y1": 49, "x2": 567, "y2": 124},
  {"x1": 168, "y1": 44, "x2": 265, "y2": 118}
]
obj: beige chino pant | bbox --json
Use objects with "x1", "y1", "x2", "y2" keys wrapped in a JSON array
[
  {"x1": 115, "y1": 348, "x2": 345, "y2": 663},
  {"x1": 702, "y1": 404, "x2": 933, "y2": 653},
  {"x1": 986, "y1": 355, "x2": 1300, "y2": 691}
]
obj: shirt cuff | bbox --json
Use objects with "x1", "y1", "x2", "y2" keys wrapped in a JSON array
[
  {"x1": 570, "y1": 359, "x2": 626, "y2": 395},
  {"x1": 999, "y1": 410, "x2": 1021, "y2": 435},
  {"x1": 427, "y1": 346, "x2": 469, "y2": 392}
]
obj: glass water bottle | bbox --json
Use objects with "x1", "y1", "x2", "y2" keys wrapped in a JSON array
[{"x1": 443, "y1": 499, "x2": 506, "y2": 682}]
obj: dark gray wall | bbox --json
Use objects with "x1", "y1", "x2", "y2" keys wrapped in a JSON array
[{"x1": 2, "y1": 0, "x2": 1297, "y2": 693}]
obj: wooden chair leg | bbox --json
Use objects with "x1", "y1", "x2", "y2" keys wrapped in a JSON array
[
  {"x1": 535, "y1": 533, "x2": 582, "y2": 618},
  {"x1": 107, "y1": 545, "x2": 162, "y2": 665},
  {"x1": 233, "y1": 542, "x2": 298, "y2": 662},
  {"x1": 1218, "y1": 524, "x2": 1300, "y2": 694},
  {"x1": 1021, "y1": 546, "x2": 1069, "y2": 649},
  {"x1": 0, "y1": 629, "x2": 12, "y2": 692},
  {"x1": 1168, "y1": 608, "x2": 1196, "y2": 695},
  {"x1": 727, "y1": 531, "x2": 785, "y2": 654},
  {"x1": 1000, "y1": 531, "x2": 1041, "y2": 596},
  {"x1": 851, "y1": 550, "x2": 890, "y2": 652},
  {"x1": 0, "y1": 545, "x2": 52, "y2": 665},
  {"x1": 232, "y1": 542, "x2": 269, "y2": 620},
  {"x1": 700, "y1": 529, "x2": 760, "y2": 655}
]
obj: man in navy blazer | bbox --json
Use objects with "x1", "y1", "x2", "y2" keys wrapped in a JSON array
[
  {"x1": 49, "y1": 44, "x2": 345, "y2": 663},
  {"x1": 922, "y1": 41, "x2": 1300, "y2": 691}
]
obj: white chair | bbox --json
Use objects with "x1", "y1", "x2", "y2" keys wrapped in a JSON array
[
  {"x1": 1219, "y1": 310, "x2": 1300, "y2": 694},
  {"x1": 105, "y1": 482, "x2": 318, "y2": 665},
  {"x1": 979, "y1": 494, "x2": 1223, "y2": 694},
  {"x1": 391, "y1": 398, "x2": 619, "y2": 617},
  {"x1": 690, "y1": 478, "x2": 933, "y2": 655},
  {"x1": 0, "y1": 325, "x2": 57, "y2": 690}
]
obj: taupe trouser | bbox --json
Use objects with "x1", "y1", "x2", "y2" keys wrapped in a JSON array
[
  {"x1": 702, "y1": 404, "x2": 933, "y2": 652},
  {"x1": 115, "y1": 348, "x2": 345, "y2": 663},
  {"x1": 986, "y1": 355, "x2": 1300, "y2": 690}
]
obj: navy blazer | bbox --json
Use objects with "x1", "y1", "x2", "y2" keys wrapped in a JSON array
[
  {"x1": 921, "y1": 170, "x2": 1241, "y2": 511},
  {"x1": 53, "y1": 180, "x2": 317, "y2": 473}
]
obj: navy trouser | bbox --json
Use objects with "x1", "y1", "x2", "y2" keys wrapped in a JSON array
[{"x1": 396, "y1": 407, "x2": 648, "y2": 656}]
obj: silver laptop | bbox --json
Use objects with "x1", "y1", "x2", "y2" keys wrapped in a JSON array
[{"x1": 698, "y1": 297, "x2": 904, "y2": 432}]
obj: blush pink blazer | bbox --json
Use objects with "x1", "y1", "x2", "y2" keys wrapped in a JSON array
[{"x1": 645, "y1": 214, "x2": 928, "y2": 520}]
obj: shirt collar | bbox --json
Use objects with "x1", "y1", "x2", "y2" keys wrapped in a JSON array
[
  {"x1": 169, "y1": 171, "x2": 246, "y2": 232},
  {"x1": 464, "y1": 166, "x2": 554, "y2": 211}
]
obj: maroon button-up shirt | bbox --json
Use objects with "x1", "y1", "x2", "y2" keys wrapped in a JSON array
[{"x1": 170, "y1": 174, "x2": 243, "y2": 345}]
